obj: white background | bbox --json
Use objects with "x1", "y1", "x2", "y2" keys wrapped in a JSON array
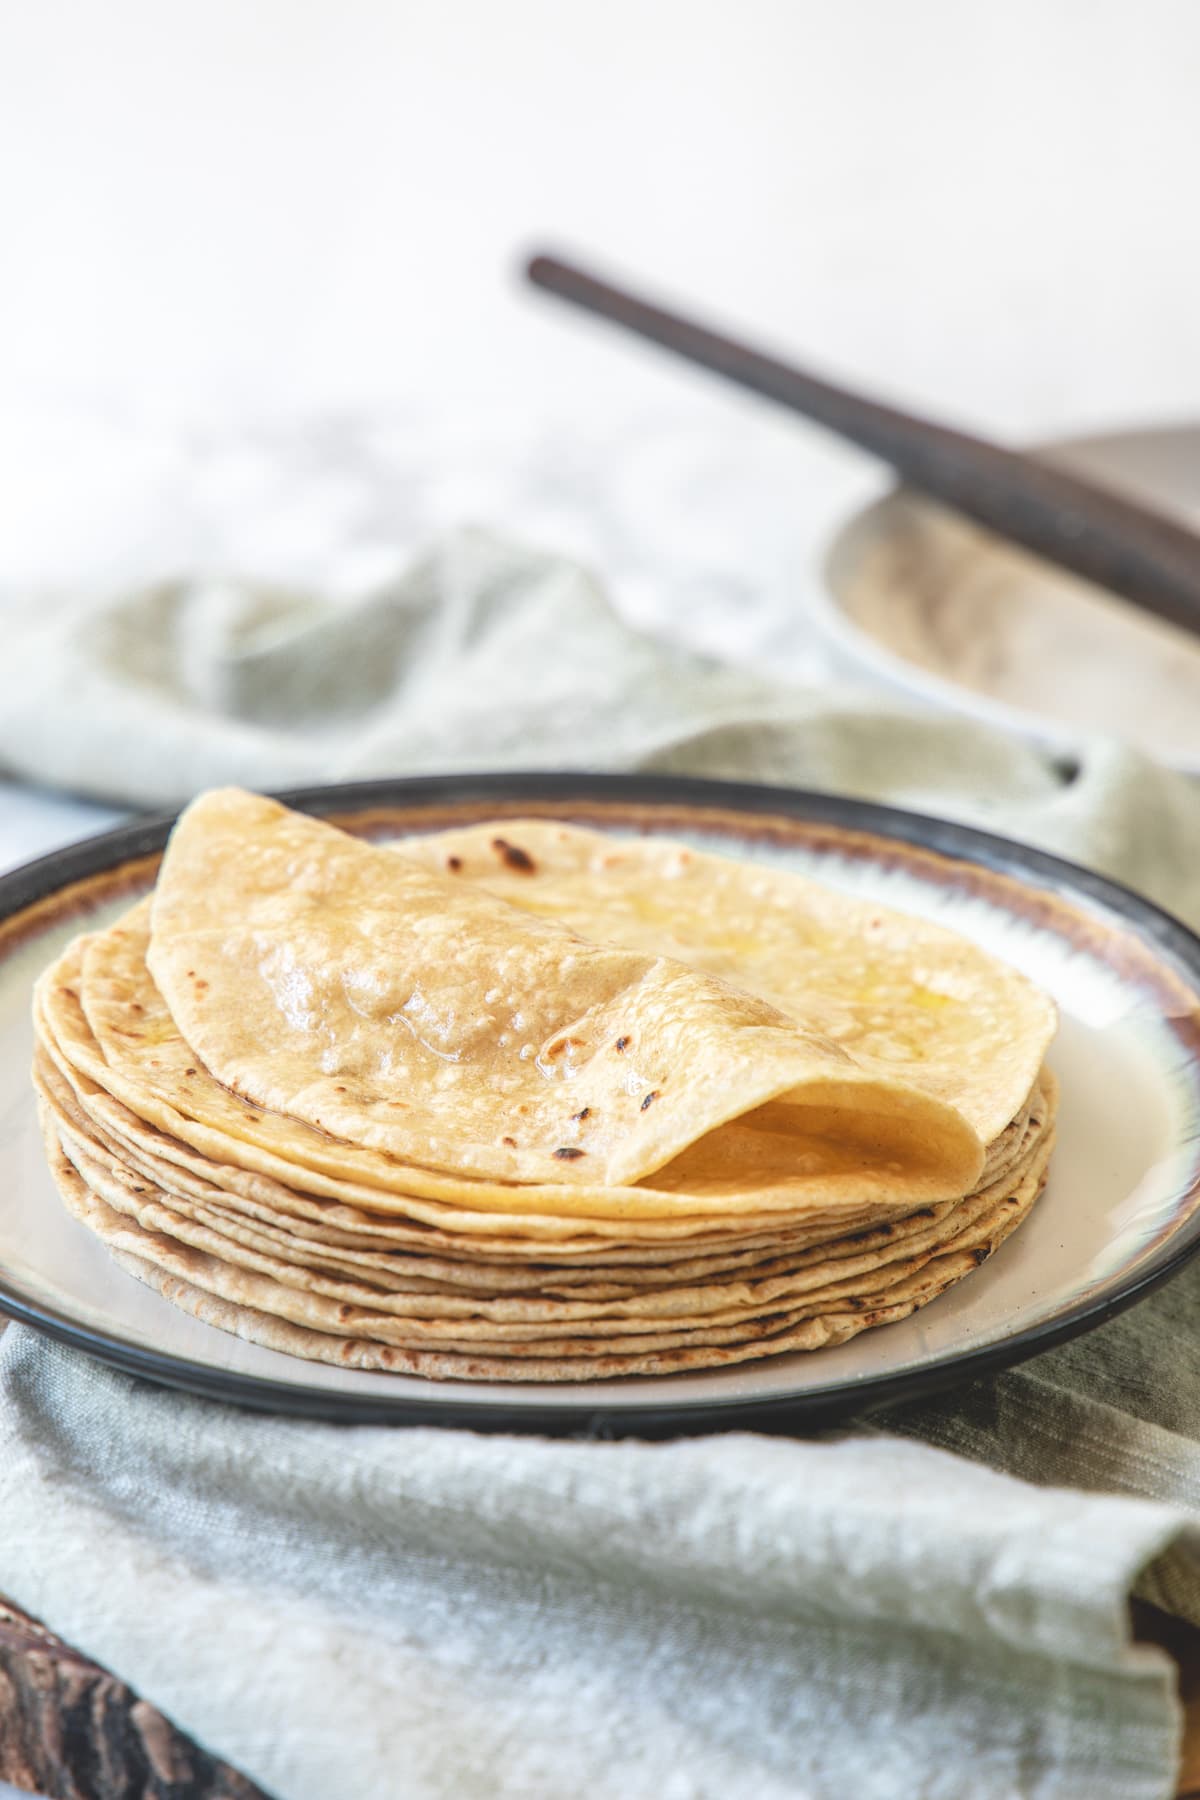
[
  {"x1": 0, "y1": 0, "x2": 1198, "y2": 434},
  {"x1": 1, "y1": 0, "x2": 1199, "y2": 866}
]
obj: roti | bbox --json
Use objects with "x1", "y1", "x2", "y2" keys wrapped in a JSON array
[
  {"x1": 41, "y1": 1127, "x2": 1051, "y2": 1382},
  {"x1": 40, "y1": 1066, "x2": 1055, "y2": 1328},
  {"x1": 400, "y1": 818, "x2": 1056, "y2": 1146},
  {"x1": 144, "y1": 790, "x2": 985, "y2": 1198},
  {"x1": 29, "y1": 788, "x2": 1060, "y2": 1383}
]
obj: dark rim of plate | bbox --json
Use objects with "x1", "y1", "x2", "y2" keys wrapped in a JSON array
[{"x1": 3, "y1": 768, "x2": 1200, "y2": 1439}]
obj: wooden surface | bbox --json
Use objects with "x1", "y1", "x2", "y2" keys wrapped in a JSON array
[
  {"x1": 0, "y1": 1597, "x2": 270, "y2": 1799},
  {"x1": 1135, "y1": 1602, "x2": 1200, "y2": 1800}
]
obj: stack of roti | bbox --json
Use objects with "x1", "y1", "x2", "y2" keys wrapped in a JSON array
[{"x1": 32, "y1": 789, "x2": 1058, "y2": 1382}]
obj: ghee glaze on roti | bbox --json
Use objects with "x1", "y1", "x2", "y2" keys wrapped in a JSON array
[
  {"x1": 398, "y1": 818, "x2": 1057, "y2": 1147},
  {"x1": 143, "y1": 789, "x2": 984, "y2": 1200}
]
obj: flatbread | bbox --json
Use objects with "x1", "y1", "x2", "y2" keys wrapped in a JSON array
[
  {"x1": 38, "y1": 964, "x2": 897, "y2": 1243},
  {"x1": 33, "y1": 1048, "x2": 957, "y2": 1287},
  {"x1": 42, "y1": 1071, "x2": 1054, "y2": 1328},
  {"x1": 29, "y1": 790, "x2": 1060, "y2": 1383},
  {"x1": 42, "y1": 1126, "x2": 1049, "y2": 1382},
  {"x1": 400, "y1": 818, "x2": 1057, "y2": 1145},
  {"x1": 37, "y1": 1050, "x2": 1054, "y2": 1307},
  {"x1": 143, "y1": 789, "x2": 985, "y2": 1200}
]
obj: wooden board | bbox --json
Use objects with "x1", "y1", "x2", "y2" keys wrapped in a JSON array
[
  {"x1": 0, "y1": 1595, "x2": 270, "y2": 1798},
  {"x1": 1135, "y1": 1600, "x2": 1200, "y2": 1800}
]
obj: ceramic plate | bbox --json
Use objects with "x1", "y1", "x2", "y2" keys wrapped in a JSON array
[
  {"x1": 2, "y1": 772, "x2": 1199, "y2": 1435},
  {"x1": 820, "y1": 423, "x2": 1200, "y2": 772}
]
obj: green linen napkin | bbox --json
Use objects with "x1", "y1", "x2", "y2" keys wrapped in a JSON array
[{"x1": 4, "y1": 526, "x2": 1200, "y2": 1798}]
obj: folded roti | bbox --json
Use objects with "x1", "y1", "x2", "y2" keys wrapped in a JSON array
[
  {"x1": 144, "y1": 790, "x2": 984, "y2": 1198},
  {"x1": 399, "y1": 818, "x2": 1057, "y2": 1147},
  {"x1": 31, "y1": 790, "x2": 1061, "y2": 1383},
  {"x1": 39, "y1": 948, "x2": 912, "y2": 1234}
]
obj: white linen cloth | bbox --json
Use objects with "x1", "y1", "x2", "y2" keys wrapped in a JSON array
[
  {"x1": 0, "y1": 1330, "x2": 1193, "y2": 1800},
  {"x1": 4, "y1": 419, "x2": 1200, "y2": 1797}
]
